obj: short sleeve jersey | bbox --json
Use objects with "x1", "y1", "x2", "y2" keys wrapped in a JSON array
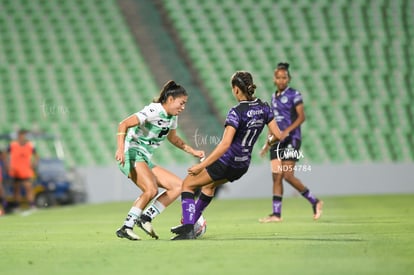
[
  {"x1": 271, "y1": 87, "x2": 303, "y2": 141},
  {"x1": 124, "y1": 102, "x2": 177, "y2": 160},
  {"x1": 219, "y1": 98, "x2": 274, "y2": 168}
]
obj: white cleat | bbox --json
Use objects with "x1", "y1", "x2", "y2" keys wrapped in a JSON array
[{"x1": 116, "y1": 226, "x2": 141, "y2": 240}]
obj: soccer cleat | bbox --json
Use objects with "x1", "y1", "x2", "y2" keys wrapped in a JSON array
[
  {"x1": 171, "y1": 225, "x2": 196, "y2": 241},
  {"x1": 116, "y1": 225, "x2": 141, "y2": 241},
  {"x1": 259, "y1": 214, "x2": 282, "y2": 223},
  {"x1": 313, "y1": 200, "x2": 324, "y2": 220},
  {"x1": 136, "y1": 220, "x2": 159, "y2": 240},
  {"x1": 175, "y1": 215, "x2": 207, "y2": 238},
  {"x1": 170, "y1": 223, "x2": 188, "y2": 235}
]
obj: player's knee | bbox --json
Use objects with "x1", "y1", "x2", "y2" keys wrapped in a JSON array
[
  {"x1": 142, "y1": 185, "x2": 158, "y2": 199},
  {"x1": 149, "y1": 187, "x2": 158, "y2": 198}
]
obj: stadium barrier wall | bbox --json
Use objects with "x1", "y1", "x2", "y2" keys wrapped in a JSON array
[{"x1": 79, "y1": 163, "x2": 414, "y2": 204}]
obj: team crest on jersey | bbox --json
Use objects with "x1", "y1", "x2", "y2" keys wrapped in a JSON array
[{"x1": 281, "y1": 96, "x2": 288, "y2": 104}]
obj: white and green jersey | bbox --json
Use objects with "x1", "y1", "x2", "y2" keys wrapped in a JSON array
[{"x1": 124, "y1": 102, "x2": 177, "y2": 160}]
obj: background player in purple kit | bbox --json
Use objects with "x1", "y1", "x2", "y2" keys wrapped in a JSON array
[
  {"x1": 259, "y1": 62, "x2": 323, "y2": 223},
  {"x1": 170, "y1": 71, "x2": 283, "y2": 240}
]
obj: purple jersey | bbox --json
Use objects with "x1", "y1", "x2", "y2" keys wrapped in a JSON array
[
  {"x1": 271, "y1": 87, "x2": 303, "y2": 141},
  {"x1": 219, "y1": 98, "x2": 274, "y2": 168}
]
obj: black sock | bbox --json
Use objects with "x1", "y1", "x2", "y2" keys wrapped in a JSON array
[{"x1": 140, "y1": 214, "x2": 152, "y2": 222}]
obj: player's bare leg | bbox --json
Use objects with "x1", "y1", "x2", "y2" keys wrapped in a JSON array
[{"x1": 283, "y1": 160, "x2": 323, "y2": 220}]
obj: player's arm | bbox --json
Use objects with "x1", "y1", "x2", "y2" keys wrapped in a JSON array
[
  {"x1": 266, "y1": 103, "x2": 305, "y2": 145},
  {"x1": 188, "y1": 125, "x2": 235, "y2": 176},
  {"x1": 260, "y1": 121, "x2": 283, "y2": 157},
  {"x1": 267, "y1": 120, "x2": 283, "y2": 143},
  {"x1": 115, "y1": 115, "x2": 140, "y2": 165},
  {"x1": 167, "y1": 130, "x2": 204, "y2": 158},
  {"x1": 283, "y1": 103, "x2": 305, "y2": 136}
]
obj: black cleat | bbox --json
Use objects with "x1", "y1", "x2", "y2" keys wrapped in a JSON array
[
  {"x1": 171, "y1": 224, "x2": 195, "y2": 240},
  {"x1": 171, "y1": 229, "x2": 196, "y2": 240},
  {"x1": 170, "y1": 224, "x2": 189, "y2": 234}
]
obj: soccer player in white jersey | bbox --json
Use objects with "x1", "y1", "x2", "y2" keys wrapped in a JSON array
[{"x1": 115, "y1": 80, "x2": 205, "y2": 240}]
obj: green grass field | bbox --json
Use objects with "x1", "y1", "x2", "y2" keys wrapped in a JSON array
[{"x1": 1, "y1": 194, "x2": 413, "y2": 275}]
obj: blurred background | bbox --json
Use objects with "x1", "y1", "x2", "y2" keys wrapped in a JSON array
[{"x1": 0, "y1": 0, "x2": 412, "y2": 205}]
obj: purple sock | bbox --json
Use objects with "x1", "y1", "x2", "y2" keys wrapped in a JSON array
[
  {"x1": 301, "y1": 189, "x2": 318, "y2": 205},
  {"x1": 194, "y1": 192, "x2": 213, "y2": 221},
  {"x1": 181, "y1": 192, "x2": 196, "y2": 225},
  {"x1": 272, "y1": 195, "x2": 282, "y2": 217}
]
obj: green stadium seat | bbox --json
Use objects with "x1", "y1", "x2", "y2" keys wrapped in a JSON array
[
  {"x1": 1, "y1": 0, "x2": 412, "y2": 164},
  {"x1": 0, "y1": 0, "x2": 171, "y2": 166}
]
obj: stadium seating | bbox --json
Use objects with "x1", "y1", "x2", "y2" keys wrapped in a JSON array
[
  {"x1": 0, "y1": 0, "x2": 194, "y2": 166},
  {"x1": 160, "y1": 0, "x2": 412, "y2": 163},
  {"x1": 0, "y1": 0, "x2": 412, "y2": 166}
]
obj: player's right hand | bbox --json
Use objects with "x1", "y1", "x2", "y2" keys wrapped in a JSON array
[{"x1": 115, "y1": 149, "x2": 125, "y2": 166}]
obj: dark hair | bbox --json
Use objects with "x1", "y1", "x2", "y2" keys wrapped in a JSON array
[
  {"x1": 18, "y1": 128, "x2": 28, "y2": 135},
  {"x1": 231, "y1": 71, "x2": 257, "y2": 101},
  {"x1": 275, "y1": 62, "x2": 291, "y2": 78},
  {"x1": 154, "y1": 80, "x2": 187, "y2": 103}
]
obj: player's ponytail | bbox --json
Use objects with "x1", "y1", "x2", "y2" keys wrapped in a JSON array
[
  {"x1": 231, "y1": 71, "x2": 256, "y2": 101},
  {"x1": 154, "y1": 80, "x2": 187, "y2": 103}
]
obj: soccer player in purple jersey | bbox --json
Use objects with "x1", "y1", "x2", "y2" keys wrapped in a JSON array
[
  {"x1": 259, "y1": 62, "x2": 323, "y2": 223},
  {"x1": 170, "y1": 71, "x2": 283, "y2": 240}
]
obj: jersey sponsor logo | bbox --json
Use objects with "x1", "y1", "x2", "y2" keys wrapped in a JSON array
[
  {"x1": 246, "y1": 109, "x2": 264, "y2": 117},
  {"x1": 158, "y1": 127, "x2": 170, "y2": 138},
  {"x1": 246, "y1": 118, "x2": 264, "y2": 128},
  {"x1": 139, "y1": 111, "x2": 148, "y2": 117},
  {"x1": 234, "y1": 156, "x2": 249, "y2": 162},
  {"x1": 157, "y1": 119, "x2": 166, "y2": 126},
  {"x1": 156, "y1": 119, "x2": 173, "y2": 128}
]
